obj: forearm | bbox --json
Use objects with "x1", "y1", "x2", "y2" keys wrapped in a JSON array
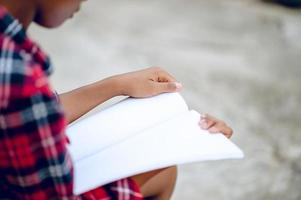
[
  {"x1": 59, "y1": 76, "x2": 122, "y2": 124},
  {"x1": 59, "y1": 67, "x2": 182, "y2": 124}
]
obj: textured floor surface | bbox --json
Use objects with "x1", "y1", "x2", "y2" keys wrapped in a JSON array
[{"x1": 30, "y1": 0, "x2": 301, "y2": 199}]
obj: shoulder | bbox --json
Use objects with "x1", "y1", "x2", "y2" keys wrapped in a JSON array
[{"x1": 0, "y1": 34, "x2": 52, "y2": 108}]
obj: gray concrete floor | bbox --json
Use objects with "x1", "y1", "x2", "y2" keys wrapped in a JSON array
[{"x1": 30, "y1": 0, "x2": 301, "y2": 199}]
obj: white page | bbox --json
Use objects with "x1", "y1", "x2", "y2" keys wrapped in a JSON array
[
  {"x1": 66, "y1": 93, "x2": 188, "y2": 162},
  {"x1": 73, "y1": 110, "x2": 244, "y2": 195}
]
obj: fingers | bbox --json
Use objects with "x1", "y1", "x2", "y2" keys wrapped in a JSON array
[
  {"x1": 157, "y1": 70, "x2": 177, "y2": 83},
  {"x1": 199, "y1": 114, "x2": 216, "y2": 129},
  {"x1": 208, "y1": 123, "x2": 233, "y2": 138},
  {"x1": 152, "y1": 81, "x2": 183, "y2": 94},
  {"x1": 148, "y1": 67, "x2": 183, "y2": 94},
  {"x1": 199, "y1": 113, "x2": 233, "y2": 138},
  {"x1": 149, "y1": 66, "x2": 177, "y2": 83},
  {"x1": 220, "y1": 126, "x2": 233, "y2": 138}
]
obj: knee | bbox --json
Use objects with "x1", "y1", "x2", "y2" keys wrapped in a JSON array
[
  {"x1": 159, "y1": 166, "x2": 178, "y2": 199},
  {"x1": 162, "y1": 166, "x2": 178, "y2": 189},
  {"x1": 139, "y1": 166, "x2": 178, "y2": 200},
  {"x1": 169, "y1": 166, "x2": 178, "y2": 183}
]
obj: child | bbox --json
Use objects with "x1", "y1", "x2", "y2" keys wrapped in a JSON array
[{"x1": 0, "y1": 0, "x2": 233, "y2": 199}]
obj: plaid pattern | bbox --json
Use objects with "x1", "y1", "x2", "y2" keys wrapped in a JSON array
[{"x1": 0, "y1": 6, "x2": 143, "y2": 200}]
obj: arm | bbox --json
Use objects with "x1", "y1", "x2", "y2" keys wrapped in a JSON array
[
  {"x1": 0, "y1": 56, "x2": 76, "y2": 199},
  {"x1": 0, "y1": 47, "x2": 149, "y2": 199},
  {"x1": 59, "y1": 67, "x2": 234, "y2": 139},
  {"x1": 59, "y1": 77, "x2": 121, "y2": 124},
  {"x1": 60, "y1": 67, "x2": 183, "y2": 124}
]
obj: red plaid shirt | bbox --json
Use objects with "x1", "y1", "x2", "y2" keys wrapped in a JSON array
[{"x1": 0, "y1": 6, "x2": 142, "y2": 200}]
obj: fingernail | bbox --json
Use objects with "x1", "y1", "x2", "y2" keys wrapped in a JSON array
[
  {"x1": 199, "y1": 121, "x2": 207, "y2": 129},
  {"x1": 175, "y1": 82, "x2": 182, "y2": 89},
  {"x1": 200, "y1": 113, "x2": 207, "y2": 119}
]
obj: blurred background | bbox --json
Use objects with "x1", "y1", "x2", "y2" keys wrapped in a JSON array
[{"x1": 30, "y1": 0, "x2": 301, "y2": 199}]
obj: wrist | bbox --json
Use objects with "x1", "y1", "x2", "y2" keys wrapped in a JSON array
[{"x1": 105, "y1": 75, "x2": 127, "y2": 97}]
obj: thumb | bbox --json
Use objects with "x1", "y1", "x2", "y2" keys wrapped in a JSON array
[{"x1": 154, "y1": 81, "x2": 183, "y2": 94}]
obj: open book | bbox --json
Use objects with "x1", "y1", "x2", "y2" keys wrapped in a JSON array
[{"x1": 66, "y1": 93, "x2": 244, "y2": 195}]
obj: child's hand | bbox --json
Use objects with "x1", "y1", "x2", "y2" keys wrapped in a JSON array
[
  {"x1": 199, "y1": 114, "x2": 233, "y2": 138},
  {"x1": 114, "y1": 67, "x2": 183, "y2": 98}
]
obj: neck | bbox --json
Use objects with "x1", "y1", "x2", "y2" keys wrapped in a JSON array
[{"x1": 0, "y1": 0, "x2": 36, "y2": 30}]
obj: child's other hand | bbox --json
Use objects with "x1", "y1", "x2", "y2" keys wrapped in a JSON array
[
  {"x1": 114, "y1": 67, "x2": 183, "y2": 98},
  {"x1": 199, "y1": 114, "x2": 233, "y2": 138}
]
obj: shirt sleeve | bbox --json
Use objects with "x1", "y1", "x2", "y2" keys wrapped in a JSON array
[
  {"x1": 0, "y1": 41, "x2": 143, "y2": 199},
  {"x1": 0, "y1": 47, "x2": 75, "y2": 199}
]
